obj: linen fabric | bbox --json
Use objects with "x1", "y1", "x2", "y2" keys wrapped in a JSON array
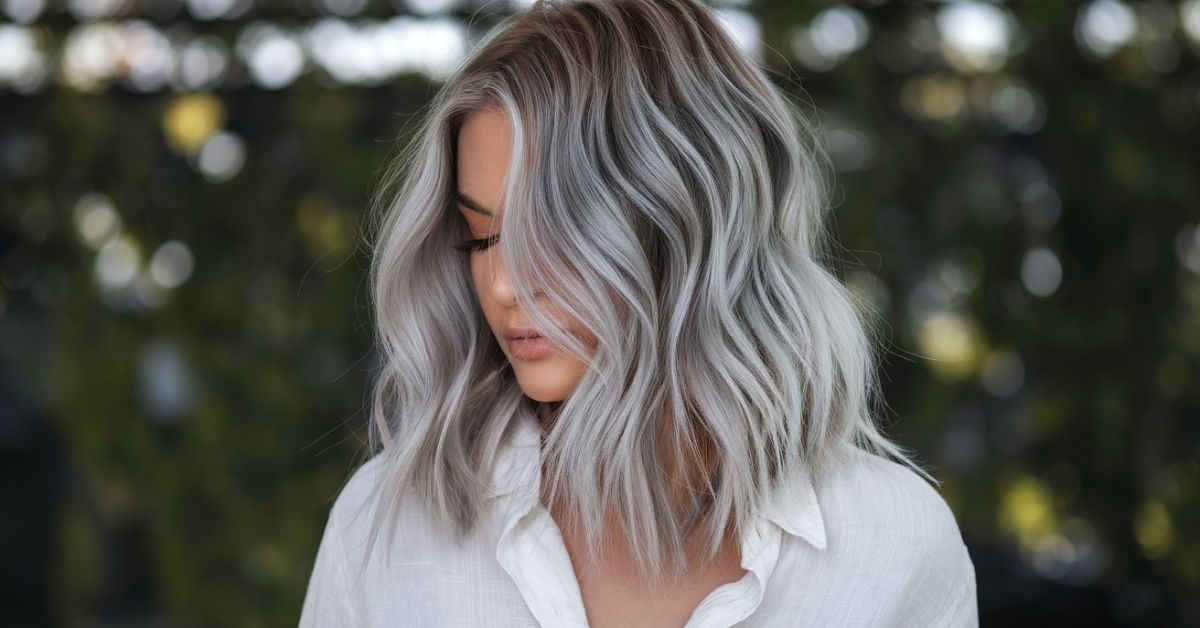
[{"x1": 299, "y1": 413, "x2": 978, "y2": 627}]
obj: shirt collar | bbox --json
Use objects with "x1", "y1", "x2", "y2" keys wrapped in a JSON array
[
  {"x1": 486, "y1": 413, "x2": 827, "y2": 551},
  {"x1": 765, "y1": 464, "x2": 827, "y2": 550}
]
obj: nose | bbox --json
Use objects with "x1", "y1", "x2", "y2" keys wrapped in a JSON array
[
  {"x1": 485, "y1": 248, "x2": 517, "y2": 308},
  {"x1": 484, "y1": 247, "x2": 549, "y2": 308}
]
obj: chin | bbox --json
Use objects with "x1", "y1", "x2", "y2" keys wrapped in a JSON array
[
  {"x1": 513, "y1": 373, "x2": 571, "y2": 403},
  {"x1": 520, "y1": 388, "x2": 567, "y2": 403},
  {"x1": 510, "y1": 356, "x2": 581, "y2": 403}
]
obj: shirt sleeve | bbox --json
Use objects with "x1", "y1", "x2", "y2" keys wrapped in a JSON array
[
  {"x1": 936, "y1": 541, "x2": 979, "y2": 628},
  {"x1": 891, "y1": 485, "x2": 980, "y2": 628},
  {"x1": 298, "y1": 504, "x2": 363, "y2": 628}
]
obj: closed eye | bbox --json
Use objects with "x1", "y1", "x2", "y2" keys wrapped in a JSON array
[{"x1": 450, "y1": 234, "x2": 499, "y2": 253}]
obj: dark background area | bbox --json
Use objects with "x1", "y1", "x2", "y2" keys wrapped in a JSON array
[{"x1": 1, "y1": 0, "x2": 1197, "y2": 626}]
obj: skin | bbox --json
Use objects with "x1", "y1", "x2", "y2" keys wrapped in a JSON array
[
  {"x1": 455, "y1": 106, "x2": 748, "y2": 627},
  {"x1": 454, "y1": 105, "x2": 598, "y2": 404}
]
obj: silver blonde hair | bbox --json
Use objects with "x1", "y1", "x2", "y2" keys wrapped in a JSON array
[{"x1": 357, "y1": 0, "x2": 934, "y2": 587}]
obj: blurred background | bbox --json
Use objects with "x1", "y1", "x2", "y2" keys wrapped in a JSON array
[{"x1": 1, "y1": 0, "x2": 1197, "y2": 625}]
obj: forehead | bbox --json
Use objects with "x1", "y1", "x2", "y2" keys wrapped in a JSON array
[{"x1": 456, "y1": 107, "x2": 513, "y2": 218}]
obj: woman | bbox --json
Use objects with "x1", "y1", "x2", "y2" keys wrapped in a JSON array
[{"x1": 300, "y1": 0, "x2": 978, "y2": 626}]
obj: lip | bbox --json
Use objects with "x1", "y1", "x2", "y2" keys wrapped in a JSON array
[
  {"x1": 504, "y1": 325, "x2": 555, "y2": 360},
  {"x1": 504, "y1": 325, "x2": 544, "y2": 340}
]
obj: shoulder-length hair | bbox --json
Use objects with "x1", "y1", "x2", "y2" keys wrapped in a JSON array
[{"x1": 358, "y1": 0, "x2": 932, "y2": 586}]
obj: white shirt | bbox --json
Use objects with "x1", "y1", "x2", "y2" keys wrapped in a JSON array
[{"x1": 299, "y1": 413, "x2": 978, "y2": 627}]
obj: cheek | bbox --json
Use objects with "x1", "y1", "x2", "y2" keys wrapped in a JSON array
[
  {"x1": 468, "y1": 257, "x2": 482, "y2": 290},
  {"x1": 469, "y1": 260, "x2": 489, "y2": 305},
  {"x1": 578, "y1": 327, "x2": 600, "y2": 352},
  {"x1": 469, "y1": 257, "x2": 505, "y2": 333}
]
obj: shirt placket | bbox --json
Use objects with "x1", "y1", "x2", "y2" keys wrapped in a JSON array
[
  {"x1": 683, "y1": 513, "x2": 783, "y2": 628},
  {"x1": 495, "y1": 481, "x2": 591, "y2": 627}
]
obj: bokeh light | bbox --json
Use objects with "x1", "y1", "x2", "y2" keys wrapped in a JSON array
[
  {"x1": 137, "y1": 337, "x2": 199, "y2": 422},
  {"x1": 72, "y1": 193, "x2": 122, "y2": 251},
  {"x1": 1175, "y1": 223, "x2": 1200, "y2": 274},
  {"x1": 185, "y1": 0, "x2": 252, "y2": 21},
  {"x1": 1134, "y1": 500, "x2": 1177, "y2": 559},
  {"x1": 0, "y1": 24, "x2": 50, "y2": 93},
  {"x1": 979, "y1": 348, "x2": 1025, "y2": 398},
  {"x1": 1075, "y1": 0, "x2": 1137, "y2": 59},
  {"x1": 197, "y1": 131, "x2": 246, "y2": 182},
  {"x1": 162, "y1": 92, "x2": 224, "y2": 154},
  {"x1": 148, "y1": 241, "x2": 195, "y2": 289},
  {"x1": 915, "y1": 310, "x2": 984, "y2": 380},
  {"x1": 94, "y1": 233, "x2": 142, "y2": 290},
  {"x1": 61, "y1": 22, "x2": 123, "y2": 92},
  {"x1": 1020, "y1": 247, "x2": 1063, "y2": 298},
  {"x1": 1183, "y1": 0, "x2": 1200, "y2": 44},
  {"x1": 714, "y1": 7, "x2": 760, "y2": 61},
  {"x1": 791, "y1": 4, "x2": 870, "y2": 71},
  {"x1": 237, "y1": 22, "x2": 307, "y2": 89},
  {"x1": 936, "y1": 0, "x2": 1017, "y2": 73},
  {"x1": 404, "y1": 0, "x2": 457, "y2": 15},
  {"x1": 3, "y1": 0, "x2": 46, "y2": 23},
  {"x1": 173, "y1": 35, "x2": 231, "y2": 91}
]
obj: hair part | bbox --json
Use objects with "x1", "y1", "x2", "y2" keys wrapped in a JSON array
[{"x1": 355, "y1": 0, "x2": 934, "y2": 588}]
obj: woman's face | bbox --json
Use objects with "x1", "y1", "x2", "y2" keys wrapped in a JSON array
[{"x1": 455, "y1": 107, "x2": 598, "y2": 403}]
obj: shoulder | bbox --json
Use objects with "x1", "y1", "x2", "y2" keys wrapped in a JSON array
[
  {"x1": 815, "y1": 448, "x2": 978, "y2": 625},
  {"x1": 328, "y1": 452, "x2": 390, "y2": 531},
  {"x1": 321, "y1": 451, "x2": 426, "y2": 567},
  {"x1": 323, "y1": 452, "x2": 454, "y2": 562},
  {"x1": 300, "y1": 454, "x2": 392, "y2": 627},
  {"x1": 819, "y1": 447, "x2": 966, "y2": 549}
]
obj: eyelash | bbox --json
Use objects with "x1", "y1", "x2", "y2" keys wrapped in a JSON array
[{"x1": 450, "y1": 234, "x2": 499, "y2": 254}]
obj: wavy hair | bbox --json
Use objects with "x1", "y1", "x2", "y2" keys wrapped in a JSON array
[{"x1": 356, "y1": 0, "x2": 933, "y2": 587}]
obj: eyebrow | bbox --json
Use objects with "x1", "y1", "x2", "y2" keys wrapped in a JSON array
[{"x1": 454, "y1": 191, "x2": 495, "y2": 217}]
